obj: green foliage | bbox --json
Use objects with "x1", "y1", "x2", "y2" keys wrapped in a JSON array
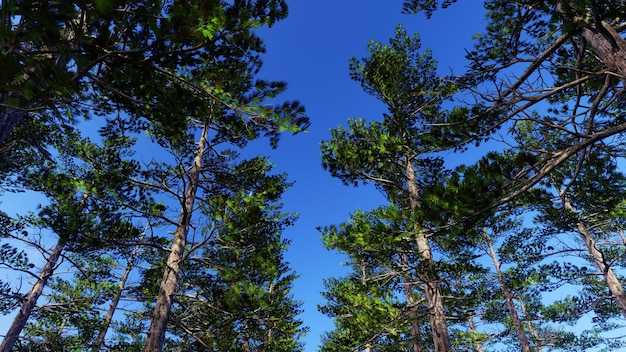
[
  {"x1": 0, "y1": 213, "x2": 31, "y2": 314},
  {"x1": 319, "y1": 209, "x2": 428, "y2": 350},
  {"x1": 319, "y1": 274, "x2": 417, "y2": 351},
  {"x1": 319, "y1": 20, "x2": 505, "y2": 351},
  {"x1": 160, "y1": 155, "x2": 306, "y2": 351},
  {"x1": 18, "y1": 254, "x2": 120, "y2": 350},
  {"x1": 321, "y1": 2, "x2": 626, "y2": 349},
  {"x1": 0, "y1": 0, "x2": 307, "y2": 349},
  {"x1": 0, "y1": 0, "x2": 308, "y2": 147}
]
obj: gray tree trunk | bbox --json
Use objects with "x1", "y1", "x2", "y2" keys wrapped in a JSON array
[
  {"x1": 93, "y1": 230, "x2": 145, "y2": 351},
  {"x1": 485, "y1": 232, "x2": 532, "y2": 352},
  {"x1": 0, "y1": 240, "x2": 65, "y2": 352},
  {"x1": 556, "y1": 185, "x2": 626, "y2": 318},
  {"x1": 143, "y1": 124, "x2": 209, "y2": 352},
  {"x1": 405, "y1": 155, "x2": 452, "y2": 352}
]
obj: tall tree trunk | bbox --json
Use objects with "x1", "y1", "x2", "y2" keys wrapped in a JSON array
[
  {"x1": 485, "y1": 232, "x2": 532, "y2": 352},
  {"x1": 93, "y1": 229, "x2": 146, "y2": 351},
  {"x1": 517, "y1": 297, "x2": 543, "y2": 352},
  {"x1": 0, "y1": 191, "x2": 90, "y2": 352},
  {"x1": 405, "y1": 156, "x2": 452, "y2": 352},
  {"x1": 143, "y1": 124, "x2": 209, "y2": 352},
  {"x1": 400, "y1": 254, "x2": 424, "y2": 352},
  {"x1": 467, "y1": 315, "x2": 483, "y2": 352},
  {"x1": 0, "y1": 240, "x2": 65, "y2": 352},
  {"x1": 555, "y1": 184, "x2": 626, "y2": 317},
  {"x1": 554, "y1": 1, "x2": 626, "y2": 318}
]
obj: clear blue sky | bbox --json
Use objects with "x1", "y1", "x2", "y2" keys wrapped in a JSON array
[
  {"x1": 254, "y1": 1, "x2": 486, "y2": 350},
  {"x1": 0, "y1": 2, "x2": 488, "y2": 350}
]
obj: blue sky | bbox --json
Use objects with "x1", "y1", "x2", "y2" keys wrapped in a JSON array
[
  {"x1": 2, "y1": 2, "x2": 624, "y2": 350},
  {"x1": 253, "y1": 1, "x2": 487, "y2": 350},
  {"x1": 0, "y1": 2, "x2": 489, "y2": 350}
]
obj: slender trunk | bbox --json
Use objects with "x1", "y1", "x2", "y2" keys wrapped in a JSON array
[
  {"x1": 405, "y1": 156, "x2": 452, "y2": 352},
  {"x1": 263, "y1": 282, "x2": 274, "y2": 346},
  {"x1": 558, "y1": 4, "x2": 626, "y2": 317},
  {"x1": 556, "y1": 185, "x2": 626, "y2": 317},
  {"x1": 400, "y1": 254, "x2": 423, "y2": 352},
  {"x1": 143, "y1": 124, "x2": 209, "y2": 352},
  {"x1": 517, "y1": 297, "x2": 542, "y2": 352},
  {"x1": 0, "y1": 191, "x2": 90, "y2": 351},
  {"x1": 467, "y1": 315, "x2": 483, "y2": 352},
  {"x1": 93, "y1": 229, "x2": 146, "y2": 351},
  {"x1": 555, "y1": 0, "x2": 626, "y2": 317},
  {"x1": 0, "y1": 240, "x2": 65, "y2": 352},
  {"x1": 484, "y1": 232, "x2": 532, "y2": 352}
]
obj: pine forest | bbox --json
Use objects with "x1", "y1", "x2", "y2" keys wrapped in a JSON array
[{"x1": 1, "y1": 0, "x2": 626, "y2": 351}]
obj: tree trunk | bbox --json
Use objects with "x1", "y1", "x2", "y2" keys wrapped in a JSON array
[
  {"x1": 0, "y1": 240, "x2": 65, "y2": 352},
  {"x1": 93, "y1": 229, "x2": 145, "y2": 351},
  {"x1": 556, "y1": 185, "x2": 626, "y2": 317},
  {"x1": 467, "y1": 315, "x2": 483, "y2": 352},
  {"x1": 485, "y1": 232, "x2": 532, "y2": 352},
  {"x1": 580, "y1": 22, "x2": 626, "y2": 80},
  {"x1": 0, "y1": 190, "x2": 90, "y2": 352},
  {"x1": 143, "y1": 124, "x2": 209, "y2": 352},
  {"x1": 557, "y1": 2, "x2": 626, "y2": 81},
  {"x1": 405, "y1": 156, "x2": 452, "y2": 352},
  {"x1": 517, "y1": 297, "x2": 543, "y2": 352},
  {"x1": 400, "y1": 254, "x2": 424, "y2": 352}
]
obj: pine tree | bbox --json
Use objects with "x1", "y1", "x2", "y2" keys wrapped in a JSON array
[
  {"x1": 0, "y1": 119, "x2": 145, "y2": 351},
  {"x1": 320, "y1": 25, "x2": 492, "y2": 352}
]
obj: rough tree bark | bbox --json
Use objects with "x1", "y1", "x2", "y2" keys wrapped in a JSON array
[
  {"x1": 580, "y1": 20, "x2": 626, "y2": 81},
  {"x1": 0, "y1": 240, "x2": 65, "y2": 352},
  {"x1": 557, "y1": 1, "x2": 626, "y2": 80},
  {"x1": 143, "y1": 124, "x2": 209, "y2": 352},
  {"x1": 555, "y1": 183, "x2": 626, "y2": 318},
  {"x1": 405, "y1": 155, "x2": 452, "y2": 352},
  {"x1": 401, "y1": 253, "x2": 424, "y2": 352}
]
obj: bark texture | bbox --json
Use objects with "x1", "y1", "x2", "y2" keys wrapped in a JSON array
[
  {"x1": 0, "y1": 241, "x2": 65, "y2": 352},
  {"x1": 580, "y1": 21, "x2": 626, "y2": 80},
  {"x1": 143, "y1": 125, "x2": 209, "y2": 352},
  {"x1": 557, "y1": 186, "x2": 626, "y2": 318},
  {"x1": 556, "y1": 1, "x2": 626, "y2": 80},
  {"x1": 405, "y1": 156, "x2": 452, "y2": 352}
]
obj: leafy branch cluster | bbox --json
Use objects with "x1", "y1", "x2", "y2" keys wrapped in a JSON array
[
  {"x1": 2, "y1": 1, "x2": 626, "y2": 352},
  {"x1": 319, "y1": 1, "x2": 626, "y2": 351}
]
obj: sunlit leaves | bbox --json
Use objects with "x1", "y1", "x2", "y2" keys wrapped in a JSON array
[
  {"x1": 169, "y1": 154, "x2": 305, "y2": 350},
  {"x1": 1, "y1": 0, "x2": 308, "y2": 149}
]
